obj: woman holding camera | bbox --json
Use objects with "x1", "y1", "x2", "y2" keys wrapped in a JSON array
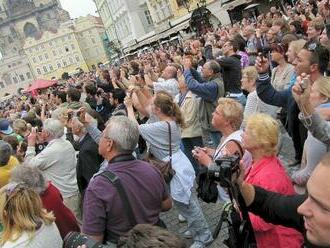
[
  {"x1": 125, "y1": 90, "x2": 213, "y2": 248},
  {"x1": 0, "y1": 183, "x2": 62, "y2": 247},
  {"x1": 241, "y1": 113, "x2": 303, "y2": 248}
]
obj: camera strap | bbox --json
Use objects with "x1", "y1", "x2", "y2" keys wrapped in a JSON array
[{"x1": 99, "y1": 169, "x2": 137, "y2": 228}]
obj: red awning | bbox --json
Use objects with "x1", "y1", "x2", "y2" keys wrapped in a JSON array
[{"x1": 26, "y1": 79, "x2": 58, "y2": 92}]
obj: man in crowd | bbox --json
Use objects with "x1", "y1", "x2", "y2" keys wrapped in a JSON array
[
  {"x1": 82, "y1": 116, "x2": 172, "y2": 246},
  {"x1": 183, "y1": 58, "x2": 224, "y2": 146},
  {"x1": 25, "y1": 118, "x2": 80, "y2": 217}
]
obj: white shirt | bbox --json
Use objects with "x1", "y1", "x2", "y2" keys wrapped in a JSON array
[
  {"x1": 2, "y1": 223, "x2": 62, "y2": 248},
  {"x1": 25, "y1": 138, "x2": 78, "y2": 198},
  {"x1": 153, "y1": 78, "x2": 179, "y2": 98}
]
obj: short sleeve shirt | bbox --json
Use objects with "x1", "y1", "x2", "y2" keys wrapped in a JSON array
[{"x1": 82, "y1": 159, "x2": 169, "y2": 239}]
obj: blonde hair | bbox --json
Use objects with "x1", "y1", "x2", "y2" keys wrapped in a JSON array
[
  {"x1": 0, "y1": 184, "x2": 55, "y2": 245},
  {"x1": 314, "y1": 76, "x2": 330, "y2": 98},
  {"x1": 154, "y1": 91, "x2": 185, "y2": 128},
  {"x1": 217, "y1": 98, "x2": 243, "y2": 130},
  {"x1": 246, "y1": 114, "x2": 279, "y2": 156},
  {"x1": 289, "y1": 39, "x2": 307, "y2": 54},
  {"x1": 12, "y1": 119, "x2": 28, "y2": 135},
  {"x1": 242, "y1": 66, "x2": 258, "y2": 81}
]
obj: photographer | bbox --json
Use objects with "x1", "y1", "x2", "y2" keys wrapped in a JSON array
[{"x1": 236, "y1": 151, "x2": 330, "y2": 248}]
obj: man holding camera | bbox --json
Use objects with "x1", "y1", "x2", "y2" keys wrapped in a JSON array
[{"x1": 82, "y1": 116, "x2": 172, "y2": 247}]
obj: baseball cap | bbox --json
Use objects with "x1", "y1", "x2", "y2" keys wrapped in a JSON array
[{"x1": 0, "y1": 119, "x2": 13, "y2": 135}]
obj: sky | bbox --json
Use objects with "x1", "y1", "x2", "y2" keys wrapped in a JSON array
[{"x1": 59, "y1": 0, "x2": 98, "y2": 19}]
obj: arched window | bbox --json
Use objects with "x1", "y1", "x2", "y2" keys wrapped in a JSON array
[{"x1": 23, "y1": 22, "x2": 38, "y2": 38}]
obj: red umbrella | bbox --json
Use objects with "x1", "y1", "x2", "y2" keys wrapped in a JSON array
[{"x1": 26, "y1": 79, "x2": 58, "y2": 92}]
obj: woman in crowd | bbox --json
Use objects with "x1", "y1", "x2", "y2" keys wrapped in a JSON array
[
  {"x1": 270, "y1": 43, "x2": 295, "y2": 91},
  {"x1": 242, "y1": 113, "x2": 303, "y2": 247},
  {"x1": 9, "y1": 165, "x2": 80, "y2": 239},
  {"x1": 241, "y1": 66, "x2": 277, "y2": 127},
  {"x1": 176, "y1": 72, "x2": 203, "y2": 175},
  {"x1": 291, "y1": 77, "x2": 330, "y2": 193},
  {"x1": 0, "y1": 183, "x2": 62, "y2": 247},
  {"x1": 125, "y1": 90, "x2": 213, "y2": 248},
  {"x1": 193, "y1": 98, "x2": 251, "y2": 202}
]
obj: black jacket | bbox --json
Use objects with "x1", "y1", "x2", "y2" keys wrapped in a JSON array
[
  {"x1": 256, "y1": 73, "x2": 307, "y2": 161},
  {"x1": 76, "y1": 133, "x2": 103, "y2": 194},
  {"x1": 217, "y1": 54, "x2": 242, "y2": 94},
  {"x1": 249, "y1": 186, "x2": 322, "y2": 248}
]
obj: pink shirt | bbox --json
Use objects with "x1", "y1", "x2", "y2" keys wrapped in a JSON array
[{"x1": 245, "y1": 156, "x2": 303, "y2": 248}]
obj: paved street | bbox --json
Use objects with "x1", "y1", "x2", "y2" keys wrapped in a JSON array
[{"x1": 161, "y1": 133, "x2": 296, "y2": 247}]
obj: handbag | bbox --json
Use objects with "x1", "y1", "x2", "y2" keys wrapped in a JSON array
[{"x1": 145, "y1": 121, "x2": 176, "y2": 183}]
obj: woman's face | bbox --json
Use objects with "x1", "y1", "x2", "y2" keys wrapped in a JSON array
[
  {"x1": 241, "y1": 127, "x2": 257, "y2": 152},
  {"x1": 286, "y1": 45, "x2": 296, "y2": 63},
  {"x1": 241, "y1": 73, "x2": 256, "y2": 92},
  {"x1": 309, "y1": 84, "x2": 328, "y2": 108},
  {"x1": 211, "y1": 106, "x2": 225, "y2": 131},
  {"x1": 320, "y1": 29, "x2": 329, "y2": 46}
]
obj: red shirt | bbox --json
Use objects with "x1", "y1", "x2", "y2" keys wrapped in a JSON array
[
  {"x1": 245, "y1": 156, "x2": 303, "y2": 248},
  {"x1": 41, "y1": 182, "x2": 80, "y2": 239}
]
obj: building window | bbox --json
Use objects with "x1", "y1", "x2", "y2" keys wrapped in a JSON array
[
  {"x1": 19, "y1": 74, "x2": 25, "y2": 82},
  {"x1": 65, "y1": 47, "x2": 69, "y2": 52},
  {"x1": 69, "y1": 57, "x2": 74, "y2": 64},
  {"x1": 49, "y1": 64, "x2": 53, "y2": 71},
  {"x1": 52, "y1": 50, "x2": 57, "y2": 56},
  {"x1": 13, "y1": 77, "x2": 18, "y2": 84},
  {"x1": 32, "y1": 57, "x2": 36, "y2": 63},
  {"x1": 62, "y1": 59, "x2": 67, "y2": 67},
  {"x1": 43, "y1": 66, "x2": 48, "y2": 73},
  {"x1": 91, "y1": 38, "x2": 96, "y2": 44},
  {"x1": 44, "y1": 53, "x2": 49, "y2": 60},
  {"x1": 0, "y1": 82, "x2": 4, "y2": 88},
  {"x1": 57, "y1": 63, "x2": 61, "y2": 68},
  {"x1": 144, "y1": 10, "x2": 153, "y2": 25},
  {"x1": 71, "y1": 44, "x2": 75, "y2": 50},
  {"x1": 38, "y1": 55, "x2": 43, "y2": 61},
  {"x1": 37, "y1": 68, "x2": 41, "y2": 75},
  {"x1": 26, "y1": 72, "x2": 31, "y2": 79},
  {"x1": 75, "y1": 55, "x2": 80, "y2": 62}
]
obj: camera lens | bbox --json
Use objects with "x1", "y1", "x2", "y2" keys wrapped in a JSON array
[{"x1": 63, "y1": 232, "x2": 104, "y2": 248}]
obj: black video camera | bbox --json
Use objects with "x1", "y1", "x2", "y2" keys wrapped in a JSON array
[
  {"x1": 63, "y1": 232, "x2": 111, "y2": 248},
  {"x1": 207, "y1": 155, "x2": 240, "y2": 188}
]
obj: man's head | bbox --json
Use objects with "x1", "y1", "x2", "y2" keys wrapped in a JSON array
[
  {"x1": 118, "y1": 224, "x2": 186, "y2": 248},
  {"x1": 66, "y1": 88, "x2": 81, "y2": 103},
  {"x1": 222, "y1": 40, "x2": 237, "y2": 57},
  {"x1": 293, "y1": 41, "x2": 329, "y2": 81},
  {"x1": 52, "y1": 90, "x2": 67, "y2": 105},
  {"x1": 98, "y1": 116, "x2": 139, "y2": 161},
  {"x1": 84, "y1": 83, "x2": 97, "y2": 97},
  {"x1": 297, "y1": 152, "x2": 330, "y2": 247},
  {"x1": 0, "y1": 140, "x2": 12, "y2": 166},
  {"x1": 161, "y1": 65, "x2": 177, "y2": 80},
  {"x1": 42, "y1": 118, "x2": 64, "y2": 142},
  {"x1": 242, "y1": 25, "x2": 255, "y2": 39},
  {"x1": 201, "y1": 60, "x2": 221, "y2": 80},
  {"x1": 0, "y1": 119, "x2": 13, "y2": 138},
  {"x1": 71, "y1": 117, "x2": 86, "y2": 138},
  {"x1": 110, "y1": 88, "x2": 126, "y2": 107}
]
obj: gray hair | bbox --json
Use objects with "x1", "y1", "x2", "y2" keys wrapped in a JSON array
[
  {"x1": 43, "y1": 118, "x2": 64, "y2": 139},
  {"x1": 105, "y1": 116, "x2": 139, "y2": 153},
  {"x1": 51, "y1": 107, "x2": 68, "y2": 120},
  {"x1": 206, "y1": 60, "x2": 221, "y2": 74},
  {"x1": 0, "y1": 140, "x2": 12, "y2": 166},
  {"x1": 10, "y1": 165, "x2": 47, "y2": 194}
]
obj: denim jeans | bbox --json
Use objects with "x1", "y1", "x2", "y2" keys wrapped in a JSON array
[
  {"x1": 181, "y1": 136, "x2": 204, "y2": 175},
  {"x1": 174, "y1": 194, "x2": 213, "y2": 245}
]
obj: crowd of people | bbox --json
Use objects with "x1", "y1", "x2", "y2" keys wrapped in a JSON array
[{"x1": 1, "y1": 0, "x2": 330, "y2": 247}]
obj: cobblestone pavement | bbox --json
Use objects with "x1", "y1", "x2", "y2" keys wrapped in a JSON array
[{"x1": 160, "y1": 133, "x2": 296, "y2": 247}]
